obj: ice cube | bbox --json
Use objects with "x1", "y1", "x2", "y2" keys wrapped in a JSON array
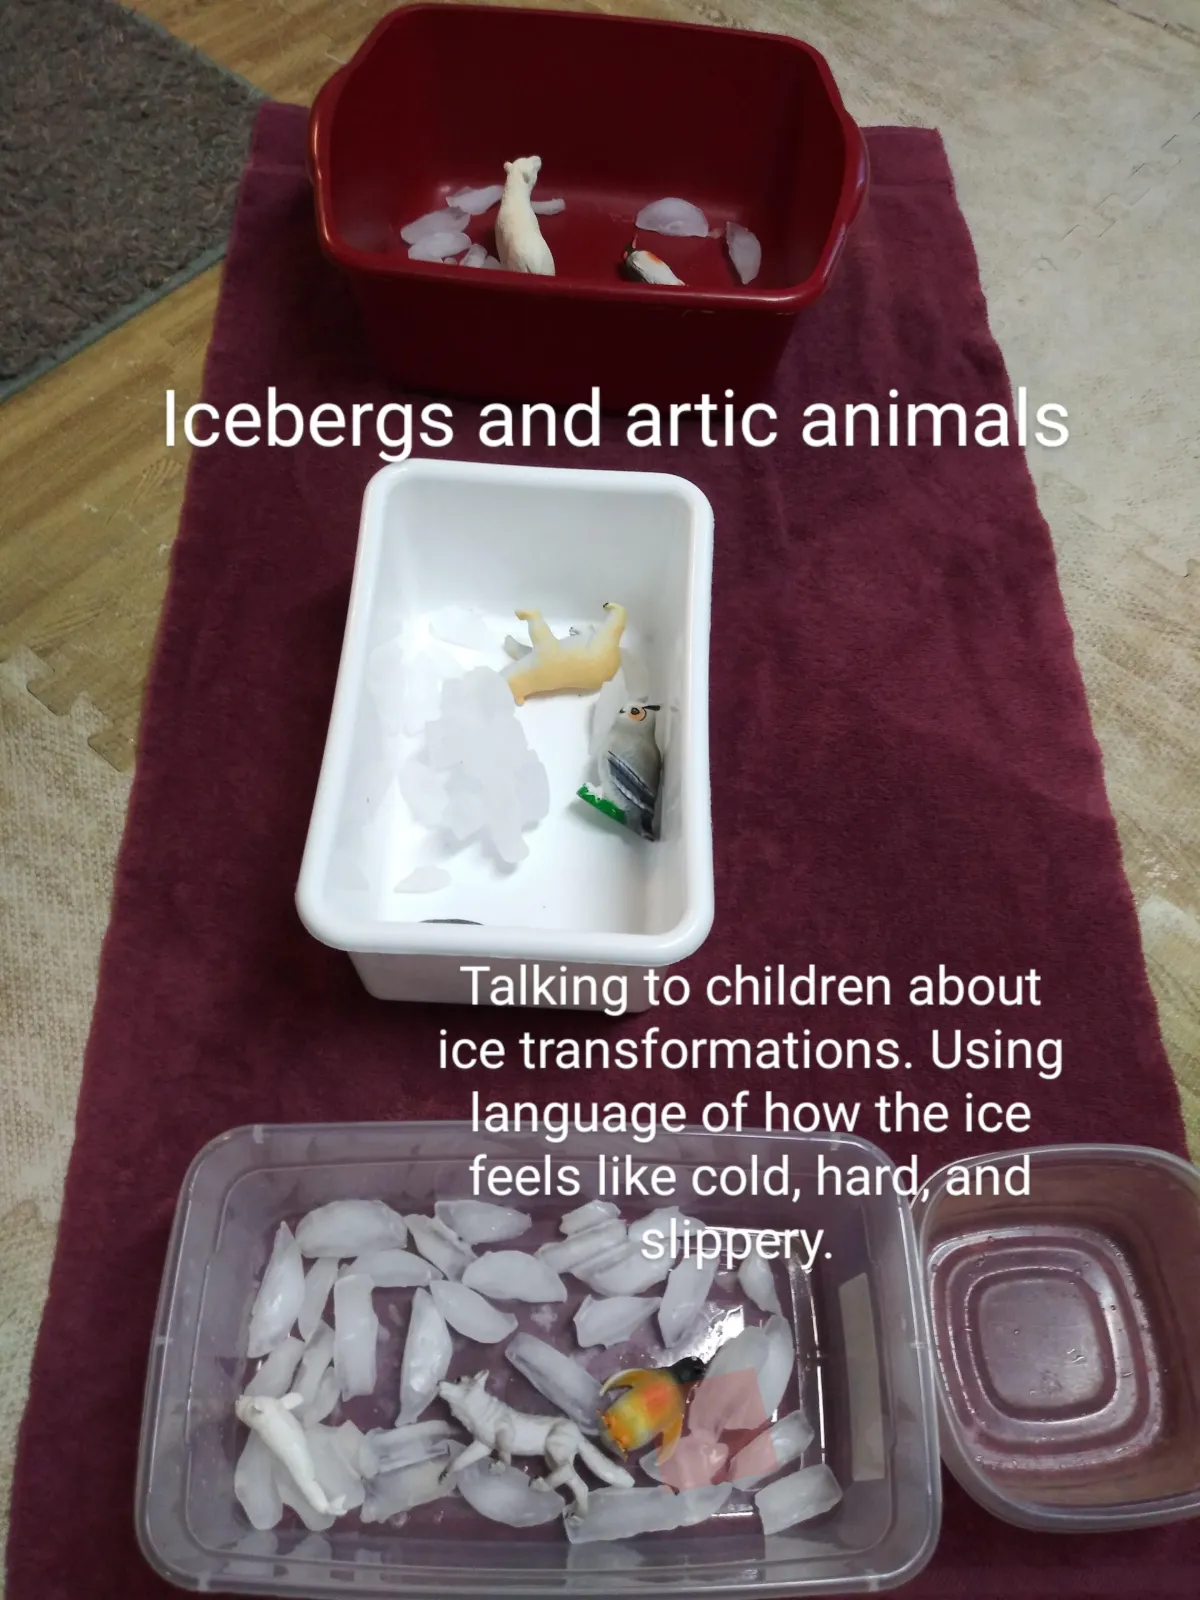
[
  {"x1": 459, "y1": 243, "x2": 490, "y2": 267},
  {"x1": 561, "y1": 1199, "x2": 621, "y2": 1235},
  {"x1": 574, "y1": 1295, "x2": 659, "y2": 1350},
  {"x1": 397, "y1": 758, "x2": 448, "y2": 828},
  {"x1": 738, "y1": 1251, "x2": 782, "y2": 1315},
  {"x1": 754, "y1": 1464, "x2": 842, "y2": 1534},
  {"x1": 463, "y1": 1253, "x2": 567, "y2": 1304},
  {"x1": 400, "y1": 650, "x2": 456, "y2": 737},
  {"x1": 247, "y1": 1223, "x2": 304, "y2": 1358},
  {"x1": 234, "y1": 1433, "x2": 283, "y2": 1530},
  {"x1": 408, "y1": 231, "x2": 472, "y2": 262},
  {"x1": 443, "y1": 783, "x2": 487, "y2": 843},
  {"x1": 446, "y1": 184, "x2": 505, "y2": 216},
  {"x1": 296, "y1": 1200, "x2": 408, "y2": 1259},
  {"x1": 465, "y1": 664, "x2": 519, "y2": 719},
  {"x1": 456, "y1": 1459, "x2": 566, "y2": 1526},
  {"x1": 400, "y1": 207, "x2": 471, "y2": 243},
  {"x1": 435, "y1": 1199, "x2": 532, "y2": 1244},
  {"x1": 426, "y1": 714, "x2": 472, "y2": 772},
  {"x1": 531, "y1": 197, "x2": 566, "y2": 215},
  {"x1": 658, "y1": 1254, "x2": 718, "y2": 1348},
  {"x1": 504, "y1": 1333, "x2": 601, "y2": 1430},
  {"x1": 430, "y1": 1280, "x2": 519, "y2": 1343},
  {"x1": 397, "y1": 1288, "x2": 452, "y2": 1423},
  {"x1": 635, "y1": 197, "x2": 710, "y2": 237},
  {"x1": 726, "y1": 221, "x2": 762, "y2": 285}
]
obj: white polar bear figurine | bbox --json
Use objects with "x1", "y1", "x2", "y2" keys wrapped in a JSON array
[{"x1": 496, "y1": 156, "x2": 555, "y2": 276}]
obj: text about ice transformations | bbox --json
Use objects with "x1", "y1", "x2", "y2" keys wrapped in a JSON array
[{"x1": 437, "y1": 963, "x2": 1058, "y2": 1268}]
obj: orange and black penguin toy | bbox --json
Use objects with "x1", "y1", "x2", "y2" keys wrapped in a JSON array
[{"x1": 597, "y1": 1356, "x2": 708, "y2": 1464}]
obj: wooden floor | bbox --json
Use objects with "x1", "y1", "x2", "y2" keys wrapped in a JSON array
[
  {"x1": 0, "y1": 0, "x2": 667, "y2": 770},
  {"x1": 1, "y1": 0, "x2": 1196, "y2": 1124}
]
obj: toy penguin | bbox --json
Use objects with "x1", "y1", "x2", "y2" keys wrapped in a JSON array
[
  {"x1": 598, "y1": 1356, "x2": 707, "y2": 1465},
  {"x1": 578, "y1": 702, "x2": 662, "y2": 840}
]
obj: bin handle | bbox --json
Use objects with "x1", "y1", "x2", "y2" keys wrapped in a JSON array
[
  {"x1": 843, "y1": 119, "x2": 870, "y2": 227},
  {"x1": 307, "y1": 67, "x2": 347, "y2": 187}
]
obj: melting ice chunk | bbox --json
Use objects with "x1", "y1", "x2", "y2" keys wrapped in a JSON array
[
  {"x1": 244, "y1": 1337, "x2": 305, "y2": 1399},
  {"x1": 297, "y1": 1259, "x2": 339, "y2": 1344},
  {"x1": 754, "y1": 1464, "x2": 842, "y2": 1534},
  {"x1": 360, "y1": 1420, "x2": 454, "y2": 1477},
  {"x1": 538, "y1": 1218, "x2": 628, "y2": 1276},
  {"x1": 408, "y1": 231, "x2": 473, "y2": 261},
  {"x1": 434, "y1": 1199, "x2": 532, "y2": 1244},
  {"x1": 505, "y1": 1332, "x2": 602, "y2": 1431},
  {"x1": 405, "y1": 1213, "x2": 477, "y2": 1279},
  {"x1": 639, "y1": 1432, "x2": 728, "y2": 1490},
  {"x1": 446, "y1": 184, "x2": 505, "y2": 215},
  {"x1": 738, "y1": 1251, "x2": 782, "y2": 1315},
  {"x1": 404, "y1": 668, "x2": 551, "y2": 867},
  {"x1": 234, "y1": 1432, "x2": 283, "y2": 1530},
  {"x1": 398, "y1": 758, "x2": 450, "y2": 829},
  {"x1": 725, "y1": 221, "x2": 762, "y2": 284},
  {"x1": 247, "y1": 1223, "x2": 304, "y2": 1358},
  {"x1": 464, "y1": 1250, "x2": 566, "y2": 1303},
  {"x1": 635, "y1": 197, "x2": 710, "y2": 237},
  {"x1": 361, "y1": 1447, "x2": 461, "y2": 1523},
  {"x1": 397, "y1": 1287, "x2": 452, "y2": 1423},
  {"x1": 401, "y1": 207, "x2": 471, "y2": 243},
  {"x1": 561, "y1": 1199, "x2": 621, "y2": 1236},
  {"x1": 296, "y1": 1200, "x2": 408, "y2": 1259},
  {"x1": 574, "y1": 1294, "x2": 659, "y2": 1350},
  {"x1": 564, "y1": 1482, "x2": 731, "y2": 1542},
  {"x1": 457, "y1": 1459, "x2": 566, "y2": 1526},
  {"x1": 730, "y1": 1410, "x2": 815, "y2": 1489},
  {"x1": 349, "y1": 1248, "x2": 441, "y2": 1288},
  {"x1": 658, "y1": 1254, "x2": 718, "y2": 1348},
  {"x1": 531, "y1": 197, "x2": 566, "y2": 215},
  {"x1": 430, "y1": 1279, "x2": 519, "y2": 1344},
  {"x1": 333, "y1": 1273, "x2": 379, "y2": 1400}
]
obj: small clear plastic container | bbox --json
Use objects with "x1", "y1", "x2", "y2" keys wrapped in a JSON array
[
  {"x1": 914, "y1": 1143, "x2": 1200, "y2": 1532},
  {"x1": 136, "y1": 1122, "x2": 942, "y2": 1597}
]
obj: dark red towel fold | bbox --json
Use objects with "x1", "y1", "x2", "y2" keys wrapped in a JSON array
[{"x1": 6, "y1": 103, "x2": 1191, "y2": 1599}]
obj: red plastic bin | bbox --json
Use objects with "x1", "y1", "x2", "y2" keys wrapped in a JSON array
[{"x1": 309, "y1": 3, "x2": 868, "y2": 411}]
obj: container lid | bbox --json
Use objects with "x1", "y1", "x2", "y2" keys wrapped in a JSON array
[{"x1": 911, "y1": 1142, "x2": 1200, "y2": 1533}]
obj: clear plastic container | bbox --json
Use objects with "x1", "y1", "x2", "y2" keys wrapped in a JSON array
[
  {"x1": 914, "y1": 1143, "x2": 1200, "y2": 1532},
  {"x1": 136, "y1": 1122, "x2": 942, "y2": 1596}
]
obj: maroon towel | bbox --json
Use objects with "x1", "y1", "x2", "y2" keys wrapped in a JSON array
[{"x1": 6, "y1": 103, "x2": 1191, "y2": 1599}]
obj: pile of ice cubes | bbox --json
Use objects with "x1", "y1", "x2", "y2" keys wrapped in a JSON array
[{"x1": 399, "y1": 665, "x2": 550, "y2": 869}]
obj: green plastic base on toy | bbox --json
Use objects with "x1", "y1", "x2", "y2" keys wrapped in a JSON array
[{"x1": 577, "y1": 784, "x2": 628, "y2": 828}]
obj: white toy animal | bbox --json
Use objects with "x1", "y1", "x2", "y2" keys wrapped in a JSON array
[
  {"x1": 235, "y1": 1392, "x2": 348, "y2": 1516},
  {"x1": 438, "y1": 1370, "x2": 633, "y2": 1514},
  {"x1": 496, "y1": 156, "x2": 555, "y2": 276}
]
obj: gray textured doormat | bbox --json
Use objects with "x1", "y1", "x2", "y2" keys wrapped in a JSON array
[{"x1": 0, "y1": 0, "x2": 263, "y2": 401}]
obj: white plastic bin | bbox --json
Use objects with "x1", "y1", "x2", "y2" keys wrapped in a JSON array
[{"x1": 296, "y1": 460, "x2": 714, "y2": 1008}]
